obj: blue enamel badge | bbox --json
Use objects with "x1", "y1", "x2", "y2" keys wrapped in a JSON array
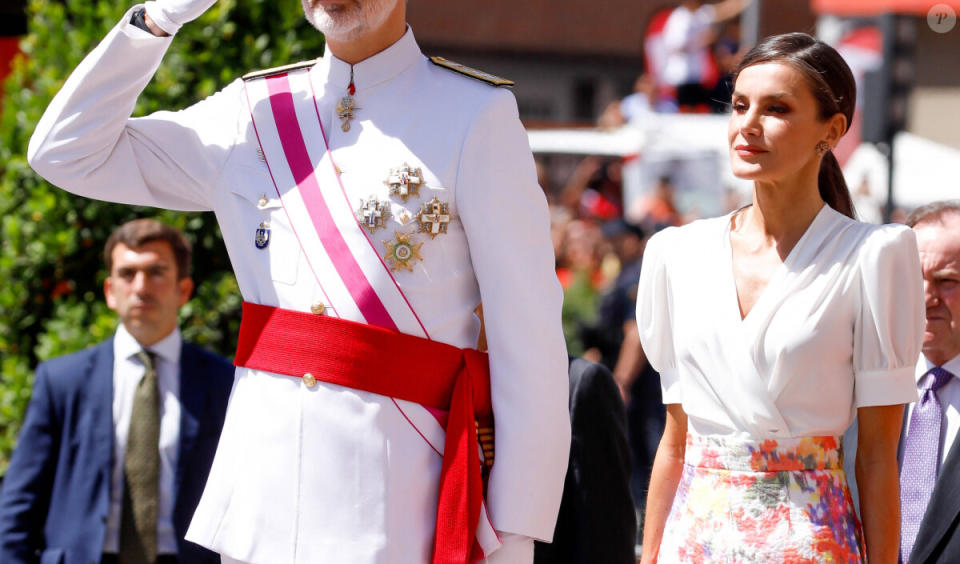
[{"x1": 255, "y1": 221, "x2": 270, "y2": 249}]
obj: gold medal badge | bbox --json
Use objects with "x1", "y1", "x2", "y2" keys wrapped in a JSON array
[
  {"x1": 337, "y1": 95, "x2": 357, "y2": 132},
  {"x1": 416, "y1": 197, "x2": 451, "y2": 239},
  {"x1": 382, "y1": 231, "x2": 424, "y2": 272},
  {"x1": 384, "y1": 163, "x2": 424, "y2": 202},
  {"x1": 356, "y1": 196, "x2": 390, "y2": 233}
]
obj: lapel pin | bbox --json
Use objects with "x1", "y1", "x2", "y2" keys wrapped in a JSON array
[{"x1": 255, "y1": 221, "x2": 270, "y2": 249}]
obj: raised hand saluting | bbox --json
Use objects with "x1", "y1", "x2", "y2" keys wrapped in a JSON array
[{"x1": 143, "y1": 0, "x2": 218, "y2": 35}]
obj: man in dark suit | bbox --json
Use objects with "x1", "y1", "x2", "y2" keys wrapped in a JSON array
[
  {"x1": 900, "y1": 201, "x2": 960, "y2": 564},
  {"x1": 534, "y1": 358, "x2": 637, "y2": 564},
  {"x1": 0, "y1": 218, "x2": 235, "y2": 564}
]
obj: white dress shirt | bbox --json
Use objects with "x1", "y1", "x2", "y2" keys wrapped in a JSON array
[
  {"x1": 904, "y1": 354, "x2": 960, "y2": 467},
  {"x1": 103, "y1": 324, "x2": 182, "y2": 555},
  {"x1": 637, "y1": 205, "x2": 925, "y2": 439}
]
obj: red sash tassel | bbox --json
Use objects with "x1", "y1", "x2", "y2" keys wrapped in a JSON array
[{"x1": 234, "y1": 302, "x2": 491, "y2": 564}]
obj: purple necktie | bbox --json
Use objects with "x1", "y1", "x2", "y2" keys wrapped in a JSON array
[{"x1": 900, "y1": 366, "x2": 953, "y2": 562}]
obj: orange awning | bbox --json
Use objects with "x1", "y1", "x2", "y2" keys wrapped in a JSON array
[{"x1": 812, "y1": 0, "x2": 960, "y2": 15}]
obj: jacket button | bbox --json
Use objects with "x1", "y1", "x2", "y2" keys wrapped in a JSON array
[
  {"x1": 310, "y1": 301, "x2": 326, "y2": 315},
  {"x1": 303, "y1": 373, "x2": 317, "y2": 388}
]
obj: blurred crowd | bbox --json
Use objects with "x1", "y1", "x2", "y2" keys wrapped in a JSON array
[
  {"x1": 539, "y1": 151, "x2": 706, "y2": 536},
  {"x1": 600, "y1": 0, "x2": 751, "y2": 130}
]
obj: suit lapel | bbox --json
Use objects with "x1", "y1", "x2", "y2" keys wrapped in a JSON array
[
  {"x1": 911, "y1": 431, "x2": 960, "y2": 563},
  {"x1": 91, "y1": 340, "x2": 116, "y2": 473},
  {"x1": 174, "y1": 344, "x2": 203, "y2": 503}
]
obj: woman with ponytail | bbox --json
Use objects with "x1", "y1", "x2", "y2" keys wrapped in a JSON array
[{"x1": 636, "y1": 33, "x2": 924, "y2": 563}]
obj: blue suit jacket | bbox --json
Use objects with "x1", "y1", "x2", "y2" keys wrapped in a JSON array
[{"x1": 0, "y1": 338, "x2": 235, "y2": 564}]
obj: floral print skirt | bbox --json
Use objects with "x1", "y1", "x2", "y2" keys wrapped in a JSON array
[{"x1": 657, "y1": 433, "x2": 865, "y2": 563}]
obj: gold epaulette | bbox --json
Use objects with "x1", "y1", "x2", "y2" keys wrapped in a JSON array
[
  {"x1": 428, "y1": 56, "x2": 515, "y2": 88},
  {"x1": 242, "y1": 59, "x2": 318, "y2": 81}
]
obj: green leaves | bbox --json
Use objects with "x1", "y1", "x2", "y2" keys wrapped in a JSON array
[{"x1": 0, "y1": 0, "x2": 325, "y2": 473}]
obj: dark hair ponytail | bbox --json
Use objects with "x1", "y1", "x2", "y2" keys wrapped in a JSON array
[
  {"x1": 817, "y1": 151, "x2": 854, "y2": 218},
  {"x1": 733, "y1": 33, "x2": 857, "y2": 219}
]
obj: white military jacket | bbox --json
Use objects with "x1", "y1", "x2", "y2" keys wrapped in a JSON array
[{"x1": 28, "y1": 8, "x2": 570, "y2": 563}]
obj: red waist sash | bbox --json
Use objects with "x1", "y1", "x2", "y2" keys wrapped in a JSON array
[{"x1": 234, "y1": 301, "x2": 491, "y2": 564}]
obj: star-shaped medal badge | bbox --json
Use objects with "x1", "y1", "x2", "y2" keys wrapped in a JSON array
[
  {"x1": 416, "y1": 197, "x2": 451, "y2": 239},
  {"x1": 356, "y1": 196, "x2": 390, "y2": 233},
  {"x1": 384, "y1": 163, "x2": 424, "y2": 202},
  {"x1": 383, "y1": 230, "x2": 424, "y2": 272}
]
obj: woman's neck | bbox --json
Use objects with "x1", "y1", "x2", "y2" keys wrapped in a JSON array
[{"x1": 735, "y1": 166, "x2": 824, "y2": 257}]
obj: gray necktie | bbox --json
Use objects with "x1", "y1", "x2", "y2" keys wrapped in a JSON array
[
  {"x1": 900, "y1": 366, "x2": 953, "y2": 562},
  {"x1": 119, "y1": 349, "x2": 160, "y2": 563}
]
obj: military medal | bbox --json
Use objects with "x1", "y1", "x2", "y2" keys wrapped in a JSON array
[
  {"x1": 384, "y1": 163, "x2": 424, "y2": 202},
  {"x1": 383, "y1": 231, "x2": 424, "y2": 272},
  {"x1": 356, "y1": 196, "x2": 390, "y2": 232},
  {"x1": 255, "y1": 221, "x2": 270, "y2": 249},
  {"x1": 416, "y1": 197, "x2": 451, "y2": 238},
  {"x1": 338, "y1": 66, "x2": 358, "y2": 132},
  {"x1": 337, "y1": 96, "x2": 356, "y2": 132}
]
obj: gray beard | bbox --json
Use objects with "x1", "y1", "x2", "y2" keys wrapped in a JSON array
[{"x1": 301, "y1": 0, "x2": 396, "y2": 42}]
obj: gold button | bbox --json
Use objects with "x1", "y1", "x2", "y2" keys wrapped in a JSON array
[
  {"x1": 258, "y1": 195, "x2": 269, "y2": 208},
  {"x1": 310, "y1": 301, "x2": 326, "y2": 315},
  {"x1": 303, "y1": 373, "x2": 317, "y2": 388}
]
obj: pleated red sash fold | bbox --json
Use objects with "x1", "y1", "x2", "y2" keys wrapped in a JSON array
[{"x1": 233, "y1": 301, "x2": 491, "y2": 563}]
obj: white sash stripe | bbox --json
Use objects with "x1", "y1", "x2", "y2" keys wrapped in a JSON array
[
  {"x1": 286, "y1": 70, "x2": 428, "y2": 338},
  {"x1": 243, "y1": 76, "x2": 364, "y2": 323}
]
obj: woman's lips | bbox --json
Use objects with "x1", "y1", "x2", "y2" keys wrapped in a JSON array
[{"x1": 735, "y1": 144, "x2": 767, "y2": 156}]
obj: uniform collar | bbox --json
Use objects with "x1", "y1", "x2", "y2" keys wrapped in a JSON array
[
  {"x1": 918, "y1": 354, "x2": 960, "y2": 382},
  {"x1": 115, "y1": 322, "x2": 182, "y2": 365},
  {"x1": 315, "y1": 25, "x2": 422, "y2": 93}
]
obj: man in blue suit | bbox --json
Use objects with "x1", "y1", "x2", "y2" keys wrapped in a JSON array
[{"x1": 0, "y1": 218, "x2": 235, "y2": 564}]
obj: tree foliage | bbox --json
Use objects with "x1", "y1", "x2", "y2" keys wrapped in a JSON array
[{"x1": 0, "y1": 0, "x2": 325, "y2": 473}]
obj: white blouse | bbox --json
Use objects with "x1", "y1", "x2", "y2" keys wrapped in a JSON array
[{"x1": 637, "y1": 205, "x2": 925, "y2": 439}]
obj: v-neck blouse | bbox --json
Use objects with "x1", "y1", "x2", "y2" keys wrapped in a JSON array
[{"x1": 637, "y1": 205, "x2": 924, "y2": 438}]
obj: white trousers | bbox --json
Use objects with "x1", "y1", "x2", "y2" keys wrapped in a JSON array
[{"x1": 218, "y1": 532, "x2": 534, "y2": 564}]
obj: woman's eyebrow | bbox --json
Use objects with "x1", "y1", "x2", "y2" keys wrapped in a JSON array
[{"x1": 731, "y1": 91, "x2": 793, "y2": 100}]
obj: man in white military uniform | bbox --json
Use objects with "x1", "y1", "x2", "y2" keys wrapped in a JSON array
[{"x1": 27, "y1": 0, "x2": 571, "y2": 562}]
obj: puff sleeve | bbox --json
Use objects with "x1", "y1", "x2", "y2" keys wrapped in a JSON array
[
  {"x1": 636, "y1": 228, "x2": 682, "y2": 404},
  {"x1": 852, "y1": 224, "x2": 924, "y2": 407}
]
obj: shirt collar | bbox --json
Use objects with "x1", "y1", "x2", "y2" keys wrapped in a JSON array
[
  {"x1": 314, "y1": 25, "x2": 422, "y2": 93},
  {"x1": 114, "y1": 323, "x2": 182, "y2": 365},
  {"x1": 917, "y1": 354, "x2": 960, "y2": 382}
]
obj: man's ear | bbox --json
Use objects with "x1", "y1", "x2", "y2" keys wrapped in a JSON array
[
  {"x1": 104, "y1": 276, "x2": 117, "y2": 312},
  {"x1": 177, "y1": 277, "x2": 194, "y2": 307}
]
